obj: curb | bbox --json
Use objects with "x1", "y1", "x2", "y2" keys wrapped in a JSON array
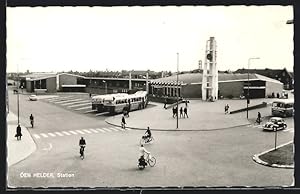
[
  {"x1": 105, "y1": 119, "x2": 251, "y2": 132},
  {"x1": 8, "y1": 125, "x2": 37, "y2": 167},
  {"x1": 252, "y1": 141, "x2": 294, "y2": 169}
]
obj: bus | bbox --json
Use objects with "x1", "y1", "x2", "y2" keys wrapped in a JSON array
[
  {"x1": 92, "y1": 91, "x2": 148, "y2": 114},
  {"x1": 271, "y1": 98, "x2": 294, "y2": 117},
  {"x1": 103, "y1": 91, "x2": 148, "y2": 114},
  {"x1": 91, "y1": 93, "x2": 128, "y2": 112}
]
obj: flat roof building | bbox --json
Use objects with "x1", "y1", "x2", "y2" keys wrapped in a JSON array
[{"x1": 150, "y1": 72, "x2": 283, "y2": 99}]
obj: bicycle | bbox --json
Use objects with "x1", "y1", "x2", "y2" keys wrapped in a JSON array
[
  {"x1": 140, "y1": 135, "x2": 154, "y2": 145},
  {"x1": 138, "y1": 153, "x2": 156, "y2": 169}
]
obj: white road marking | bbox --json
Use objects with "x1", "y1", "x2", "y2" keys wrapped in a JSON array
[
  {"x1": 89, "y1": 129, "x2": 99, "y2": 133},
  {"x1": 48, "y1": 133, "x2": 56, "y2": 137},
  {"x1": 54, "y1": 132, "x2": 64, "y2": 136},
  {"x1": 55, "y1": 99, "x2": 82, "y2": 104},
  {"x1": 33, "y1": 134, "x2": 40, "y2": 139},
  {"x1": 61, "y1": 100, "x2": 90, "y2": 106},
  {"x1": 75, "y1": 130, "x2": 85, "y2": 134},
  {"x1": 42, "y1": 143, "x2": 52, "y2": 151},
  {"x1": 102, "y1": 128, "x2": 112, "y2": 132},
  {"x1": 110, "y1": 127, "x2": 119, "y2": 132},
  {"x1": 74, "y1": 106, "x2": 91, "y2": 111},
  {"x1": 82, "y1": 129, "x2": 92, "y2": 134},
  {"x1": 69, "y1": 130, "x2": 78, "y2": 135},
  {"x1": 95, "y1": 112, "x2": 110, "y2": 116},
  {"x1": 84, "y1": 109, "x2": 97, "y2": 113},
  {"x1": 96, "y1": 128, "x2": 106, "y2": 133},
  {"x1": 40, "y1": 133, "x2": 48, "y2": 138},
  {"x1": 48, "y1": 96, "x2": 74, "y2": 102},
  {"x1": 62, "y1": 131, "x2": 71, "y2": 136},
  {"x1": 68, "y1": 103, "x2": 91, "y2": 108}
]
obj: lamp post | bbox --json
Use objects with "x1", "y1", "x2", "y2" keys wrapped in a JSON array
[
  {"x1": 176, "y1": 53, "x2": 179, "y2": 129},
  {"x1": 17, "y1": 64, "x2": 20, "y2": 124},
  {"x1": 247, "y1": 57, "x2": 260, "y2": 119},
  {"x1": 102, "y1": 80, "x2": 107, "y2": 94}
]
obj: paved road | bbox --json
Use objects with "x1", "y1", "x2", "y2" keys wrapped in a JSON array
[{"x1": 7, "y1": 90, "x2": 294, "y2": 187}]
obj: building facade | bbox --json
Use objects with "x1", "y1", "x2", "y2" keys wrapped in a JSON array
[
  {"x1": 150, "y1": 73, "x2": 283, "y2": 99},
  {"x1": 235, "y1": 68, "x2": 294, "y2": 90}
]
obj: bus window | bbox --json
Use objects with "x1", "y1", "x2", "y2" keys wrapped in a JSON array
[{"x1": 285, "y1": 103, "x2": 293, "y2": 108}]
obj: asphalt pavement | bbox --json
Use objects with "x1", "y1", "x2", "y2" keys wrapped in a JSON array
[{"x1": 7, "y1": 89, "x2": 294, "y2": 188}]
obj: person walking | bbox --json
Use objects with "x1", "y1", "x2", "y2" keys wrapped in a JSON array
[
  {"x1": 256, "y1": 112, "x2": 262, "y2": 125},
  {"x1": 15, "y1": 124, "x2": 22, "y2": 140},
  {"x1": 180, "y1": 107, "x2": 183, "y2": 118},
  {"x1": 121, "y1": 116, "x2": 126, "y2": 129},
  {"x1": 184, "y1": 107, "x2": 188, "y2": 118},
  {"x1": 29, "y1": 114, "x2": 34, "y2": 128},
  {"x1": 172, "y1": 107, "x2": 176, "y2": 118},
  {"x1": 164, "y1": 99, "x2": 167, "y2": 109},
  {"x1": 225, "y1": 104, "x2": 230, "y2": 114}
]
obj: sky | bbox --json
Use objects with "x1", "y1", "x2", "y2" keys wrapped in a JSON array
[{"x1": 6, "y1": 6, "x2": 294, "y2": 73}]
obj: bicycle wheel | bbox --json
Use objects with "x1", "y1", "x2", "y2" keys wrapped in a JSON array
[
  {"x1": 148, "y1": 157, "x2": 156, "y2": 167},
  {"x1": 150, "y1": 137, "x2": 154, "y2": 143}
]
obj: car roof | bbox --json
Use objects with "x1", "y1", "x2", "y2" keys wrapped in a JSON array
[{"x1": 270, "y1": 117, "x2": 283, "y2": 120}]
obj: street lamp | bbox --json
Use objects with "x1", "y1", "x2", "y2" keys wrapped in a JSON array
[
  {"x1": 176, "y1": 53, "x2": 179, "y2": 129},
  {"x1": 102, "y1": 80, "x2": 107, "y2": 94},
  {"x1": 247, "y1": 57, "x2": 260, "y2": 119}
]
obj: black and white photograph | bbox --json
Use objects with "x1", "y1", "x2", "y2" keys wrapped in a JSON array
[{"x1": 6, "y1": 5, "x2": 294, "y2": 188}]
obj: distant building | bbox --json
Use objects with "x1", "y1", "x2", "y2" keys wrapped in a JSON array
[
  {"x1": 235, "y1": 68, "x2": 294, "y2": 90},
  {"x1": 150, "y1": 72, "x2": 283, "y2": 99},
  {"x1": 18, "y1": 72, "x2": 152, "y2": 94}
]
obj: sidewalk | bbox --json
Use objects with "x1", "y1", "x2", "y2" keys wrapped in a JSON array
[
  {"x1": 105, "y1": 99, "x2": 273, "y2": 131},
  {"x1": 7, "y1": 112, "x2": 37, "y2": 167}
]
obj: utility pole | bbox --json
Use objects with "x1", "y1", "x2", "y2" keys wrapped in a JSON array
[
  {"x1": 17, "y1": 64, "x2": 20, "y2": 124},
  {"x1": 246, "y1": 57, "x2": 260, "y2": 119},
  {"x1": 176, "y1": 53, "x2": 179, "y2": 129}
]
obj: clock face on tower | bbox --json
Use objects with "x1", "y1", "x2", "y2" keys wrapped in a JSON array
[{"x1": 206, "y1": 53, "x2": 212, "y2": 61}]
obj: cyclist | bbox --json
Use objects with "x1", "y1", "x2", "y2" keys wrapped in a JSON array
[
  {"x1": 138, "y1": 144, "x2": 150, "y2": 167},
  {"x1": 79, "y1": 137, "x2": 86, "y2": 158},
  {"x1": 143, "y1": 127, "x2": 152, "y2": 143},
  {"x1": 29, "y1": 114, "x2": 34, "y2": 128}
]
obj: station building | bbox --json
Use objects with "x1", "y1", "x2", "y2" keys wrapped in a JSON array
[
  {"x1": 19, "y1": 72, "x2": 283, "y2": 99},
  {"x1": 19, "y1": 72, "x2": 149, "y2": 94},
  {"x1": 149, "y1": 73, "x2": 283, "y2": 99}
]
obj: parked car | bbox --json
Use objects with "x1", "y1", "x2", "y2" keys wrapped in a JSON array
[
  {"x1": 29, "y1": 95, "x2": 38, "y2": 101},
  {"x1": 263, "y1": 117, "x2": 287, "y2": 131}
]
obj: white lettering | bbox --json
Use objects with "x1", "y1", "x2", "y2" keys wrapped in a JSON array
[{"x1": 20, "y1": 172, "x2": 31, "y2": 178}]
